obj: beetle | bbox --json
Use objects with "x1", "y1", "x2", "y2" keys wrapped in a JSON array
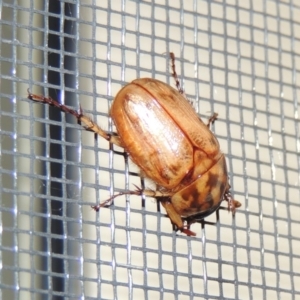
[{"x1": 27, "y1": 52, "x2": 241, "y2": 236}]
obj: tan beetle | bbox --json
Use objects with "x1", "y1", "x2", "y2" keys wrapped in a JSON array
[{"x1": 27, "y1": 53, "x2": 241, "y2": 236}]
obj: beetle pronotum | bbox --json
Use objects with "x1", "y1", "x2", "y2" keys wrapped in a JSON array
[{"x1": 27, "y1": 53, "x2": 241, "y2": 236}]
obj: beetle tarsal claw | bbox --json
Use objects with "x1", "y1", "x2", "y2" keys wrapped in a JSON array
[
  {"x1": 132, "y1": 184, "x2": 143, "y2": 194},
  {"x1": 179, "y1": 224, "x2": 196, "y2": 237}
]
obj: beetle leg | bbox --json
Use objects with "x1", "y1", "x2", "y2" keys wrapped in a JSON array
[
  {"x1": 92, "y1": 185, "x2": 196, "y2": 235},
  {"x1": 169, "y1": 52, "x2": 186, "y2": 97},
  {"x1": 91, "y1": 186, "x2": 173, "y2": 211},
  {"x1": 160, "y1": 199, "x2": 183, "y2": 230},
  {"x1": 159, "y1": 198, "x2": 196, "y2": 236},
  {"x1": 27, "y1": 90, "x2": 123, "y2": 147},
  {"x1": 181, "y1": 227, "x2": 197, "y2": 236},
  {"x1": 91, "y1": 189, "x2": 143, "y2": 211},
  {"x1": 223, "y1": 190, "x2": 242, "y2": 215},
  {"x1": 182, "y1": 221, "x2": 198, "y2": 236},
  {"x1": 206, "y1": 112, "x2": 218, "y2": 128}
]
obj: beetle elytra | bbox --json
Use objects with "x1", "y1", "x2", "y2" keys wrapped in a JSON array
[{"x1": 27, "y1": 52, "x2": 241, "y2": 236}]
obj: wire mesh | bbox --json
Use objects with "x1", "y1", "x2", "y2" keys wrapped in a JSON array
[{"x1": 0, "y1": 0, "x2": 300, "y2": 299}]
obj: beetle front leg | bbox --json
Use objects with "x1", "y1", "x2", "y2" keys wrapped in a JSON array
[
  {"x1": 27, "y1": 90, "x2": 123, "y2": 147},
  {"x1": 169, "y1": 52, "x2": 187, "y2": 97},
  {"x1": 206, "y1": 112, "x2": 218, "y2": 128}
]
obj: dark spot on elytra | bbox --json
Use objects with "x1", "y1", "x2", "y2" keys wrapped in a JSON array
[
  {"x1": 181, "y1": 187, "x2": 215, "y2": 215},
  {"x1": 220, "y1": 181, "x2": 227, "y2": 198},
  {"x1": 198, "y1": 193, "x2": 214, "y2": 211},
  {"x1": 210, "y1": 137, "x2": 218, "y2": 147},
  {"x1": 206, "y1": 173, "x2": 219, "y2": 188},
  {"x1": 181, "y1": 168, "x2": 194, "y2": 185},
  {"x1": 183, "y1": 192, "x2": 222, "y2": 220},
  {"x1": 170, "y1": 162, "x2": 185, "y2": 176},
  {"x1": 190, "y1": 188, "x2": 202, "y2": 208},
  {"x1": 206, "y1": 172, "x2": 228, "y2": 200},
  {"x1": 122, "y1": 94, "x2": 129, "y2": 104}
]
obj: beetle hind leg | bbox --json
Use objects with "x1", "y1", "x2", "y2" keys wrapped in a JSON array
[
  {"x1": 160, "y1": 198, "x2": 196, "y2": 236},
  {"x1": 180, "y1": 226, "x2": 196, "y2": 236}
]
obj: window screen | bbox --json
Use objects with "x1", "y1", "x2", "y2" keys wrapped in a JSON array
[{"x1": 1, "y1": 1, "x2": 299, "y2": 299}]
